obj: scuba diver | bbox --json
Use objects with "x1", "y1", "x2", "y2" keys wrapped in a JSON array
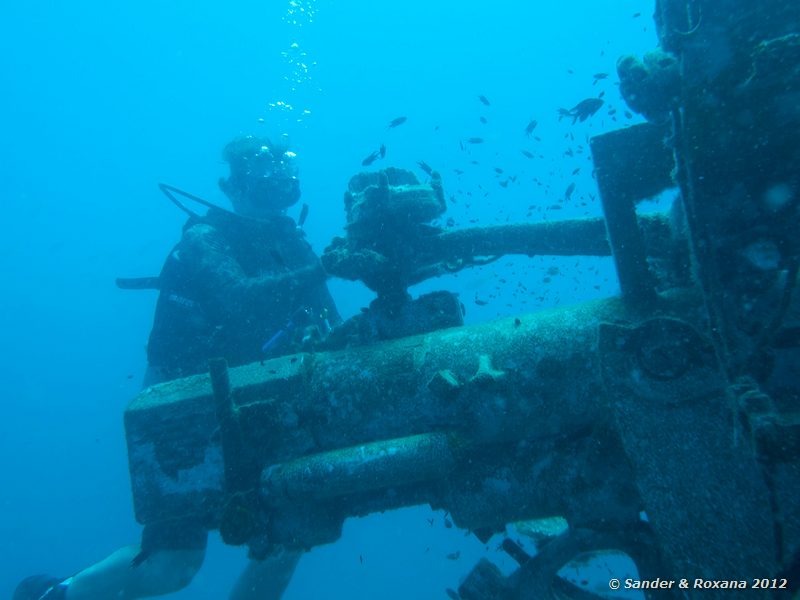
[
  {"x1": 15, "y1": 135, "x2": 341, "y2": 600},
  {"x1": 145, "y1": 135, "x2": 339, "y2": 385}
]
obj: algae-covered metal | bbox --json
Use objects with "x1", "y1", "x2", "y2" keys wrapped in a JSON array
[
  {"x1": 126, "y1": 294, "x2": 637, "y2": 526},
  {"x1": 125, "y1": 1, "x2": 800, "y2": 596},
  {"x1": 126, "y1": 291, "x2": 744, "y2": 563}
]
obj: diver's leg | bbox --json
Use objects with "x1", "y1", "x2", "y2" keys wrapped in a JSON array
[
  {"x1": 63, "y1": 545, "x2": 205, "y2": 599},
  {"x1": 67, "y1": 546, "x2": 205, "y2": 600},
  {"x1": 228, "y1": 548, "x2": 303, "y2": 600}
]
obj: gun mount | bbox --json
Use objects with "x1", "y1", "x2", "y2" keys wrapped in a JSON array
[
  {"x1": 125, "y1": 1, "x2": 800, "y2": 597},
  {"x1": 321, "y1": 167, "x2": 633, "y2": 299},
  {"x1": 321, "y1": 162, "x2": 682, "y2": 344}
]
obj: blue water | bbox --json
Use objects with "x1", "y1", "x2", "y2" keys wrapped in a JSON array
[{"x1": 1, "y1": 1, "x2": 656, "y2": 597}]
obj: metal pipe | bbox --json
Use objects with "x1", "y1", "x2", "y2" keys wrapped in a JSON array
[{"x1": 261, "y1": 432, "x2": 459, "y2": 505}]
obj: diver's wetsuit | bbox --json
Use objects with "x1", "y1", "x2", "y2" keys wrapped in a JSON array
[
  {"x1": 147, "y1": 207, "x2": 339, "y2": 384},
  {"x1": 141, "y1": 207, "x2": 339, "y2": 556}
]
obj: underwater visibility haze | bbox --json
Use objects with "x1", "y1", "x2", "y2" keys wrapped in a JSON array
[{"x1": 13, "y1": 0, "x2": 796, "y2": 598}]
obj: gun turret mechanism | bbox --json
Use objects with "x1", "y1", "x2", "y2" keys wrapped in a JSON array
[{"x1": 125, "y1": 2, "x2": 800, "y2": 596}]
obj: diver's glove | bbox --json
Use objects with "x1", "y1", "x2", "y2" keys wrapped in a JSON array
[{"x1": 13, "y1": 575, "x2": 70, "y2": 600}]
